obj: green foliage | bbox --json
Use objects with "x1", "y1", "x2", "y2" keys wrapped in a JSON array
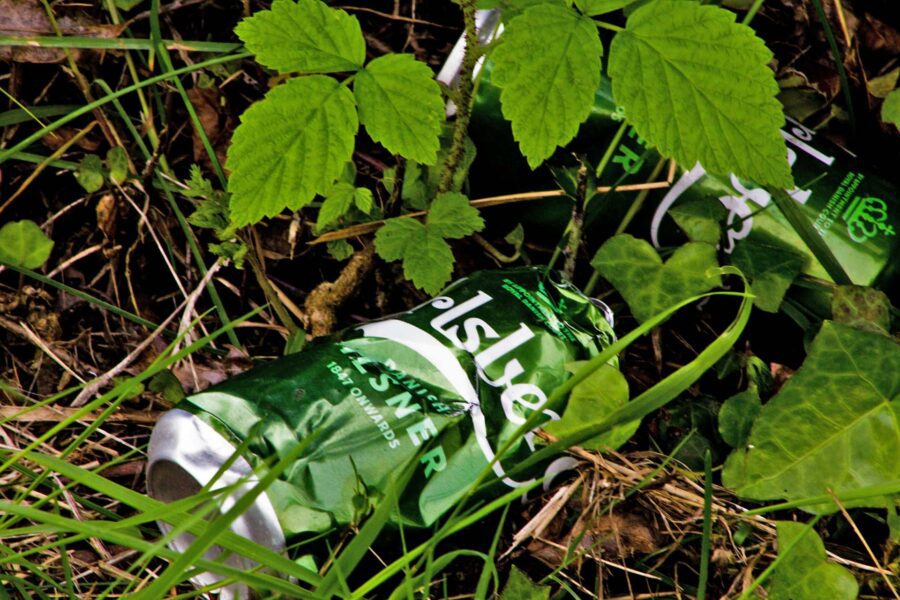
[
  {"x1": 723, "y1": 321, "x2": 900, "y2": 513},
  {"x1": 375, "y1": 193, "x2": 484, "y2": 294},
  {"x1": 578, "y1": 0, "x2": 640, "y2": 16},
  {"x1": 767, "y1": 522, "x2": 858, "y2": 600},
  {"x1": 668, "y1": 198, "x2": 726, "y2": 246},
  {"x1": 717, "y1": 384, "x2": 761, "y2": 447},
  {"x1": 591, "y1": 234, "x2": 721, "y2": 323},
  {"x1": 354, "y1": 54, "x2": 445, "y2": 163},
  {"x1": 544, "y1": 363, "x2": 636, "y2": 450},
  {"x1": 183, "y1": 165, "x2": 247, "y2": 268},
  {"x1": 76, "y1": 154, "x2": 104, "y2": 193},
  {"x1": 729, "y1": 232, "x2": 807, "y2": 312},
  {"x1": 235, "y1": 0, "x2": 364, "y2": 74},
  {"x1": 609, "y1": 0, "x2": 792, "y2": 188},
  {"x1": 500, "y1": 565, "x2": 549, "y2": 600},
  {"x1": 882, "y1": 88, "x2": 900, "y2": 127},
  {"x1": 831, "y1": 285, "x2": 892, "y2": 336},
  {"x1": 0, "y1": 220, "x2": 54, "y2": 269},
  {"x1": 106, "y1": 147, "x2": 129, "y2": 184},
  {"x1": 227, "y1": 76, "x2": 358, "y2": 226},
  {"x1": 491, "y1": 4, "x2": 602, "y2": 168},
  {"x1": 316, "y1": 182, "x2": 374, "y2": 232},
  {"x1": 229, "y1": 0, "x2": 446, "y2": 234}
]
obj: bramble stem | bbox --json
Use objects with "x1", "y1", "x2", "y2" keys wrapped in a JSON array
[{"x1": 437, "y1": 0, "x2": 478, "y2": 195}]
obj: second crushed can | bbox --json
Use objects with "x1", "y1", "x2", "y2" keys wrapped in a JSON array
[{"x1": 146, "y1": 267, "x2": 616, "y2": 593}]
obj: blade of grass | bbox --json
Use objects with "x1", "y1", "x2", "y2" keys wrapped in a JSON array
[
  {"x1": 0, "y1": 51, "x2": 251, "y2": 165},
  {"x1": 742, "y1": 482, "x2": 900, "y2": 516},
  {"x1": 0, "y1": 104, "x2": 80, "y2": 127},
  {"x1": 808, "y1": 0, "x2": 856, "y2": 134},
  {"x1": 0, "y1": 35, "x2": 239, "y2": 53},
  {"x1": 768, "y1": 188, "x2": 851, "y2": 285},
  {"x1": 697, "y1": 449, "x2": 713, "y2": 600}
]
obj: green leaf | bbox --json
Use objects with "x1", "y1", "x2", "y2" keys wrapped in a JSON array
[
  {"x1": 580, "y1": 0, "x2": 639, "y2": 16},
  {"x1": 832, "y1": 285, "x2": 892, "y2": 336},
  {"x1": 106, "y1": 146, "x2": 129, "y2": 184},
  {"x1": 235, "y1": 0, "x2": 364, "y2": 74},
  {"x1": 374, "y1": 193, "x2": 484, "y2": 294},
  {"x1": 492, "y1": 4, "x2": 602, "y2": 168},
  {"x1": 327, "y1": 239, "x2": 355, "y2": 261},
  {"x1": 0, "y1": 220, "x2": 54, "y2": 269},
  {"x1": 317, "y1": 182, "x2": 356, "y2": 231},
  {"x1": 591, "y1": 234, "x2": 721, "y2": 323},
  {"x1": 427, "y1": 192, "x2": 484, "y2": 239},
  {"x1": 718, "y1": 385, "x2": 761, "y2": 447},
  {"x1": 608, "y1": 0, "x2": 792, "y2": 188},
  {"x1": 544, "y1": 363, "x2": 636, "y2": 450},
  {"x1": 375, "y1": 220, "x2": 453, "y2": 294},
  {"x1": 227, "y1": 76, "x2": 358, "y2": 226},
  {"x1": 882, "y1": 89, "x2": 900, "y2": 127},
  {"x1": 668, "y1": 198, "x2": 726, "y2": 246},
  {"x1": 729, "y1": 231, "x2": 807, "y2": 313},
  {"x1": 723, "y1": 321, "x2": 900, "y2": 513},
  {"x1": 353, "y1": 187, "x2": 373, "y2": 214},
  {"x1": 767, "y1": 521, "x2": 858, "y2": 600},
  {"x1": 500, "y1": 565, "x2": 549, "y2": 600},
  {"x1": 354, "y1": 54, "x2": 445, "y2": 164},
  {"x1": 77, "y1": 154, "x2": 104, "y2": 193}
]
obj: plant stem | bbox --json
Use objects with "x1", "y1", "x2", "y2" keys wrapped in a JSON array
[
  {"x1": 562, "y1": 162, "x2": 589, "y2": 280},
  {"x1": 437, "y1": 0, "x2": 478, "y2": 195}
]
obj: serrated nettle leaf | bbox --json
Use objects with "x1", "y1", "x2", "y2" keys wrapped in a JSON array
[
  {"x1": 729, "y1": 231, "x2": 806, "y2": 313},
  {"x1": 327, "y1": 239, "x2": 355, "y2": 261},
  {"x1": 832, "y1": 285, "x2": 891, "y2": 336},
  {"x1": 235, "y1": 0, "x2": 364, "y2": 74},
  {"x1": 316, "y1": 182, "x2": 357, "y2": 231},
  {"x1": 77, "y1": 154, "x2": 104, "y2": 193},
  {"x1": 227, "y1": 76, "x2": 358, "y2": 227},
  {"x1": 0, "y1": 220, "x2": 54, "y2": 269},
  {"x1": 374, "y1": 219, "x2": 454, "y2": 294},
  {"x1": 427, "y1": 192, "x2": 484, "y2": 239},
  {"x1": 723, "y1": 321, "x2": 900, "y2": 513},
  {"x1": 354, "y1": 54, "x2": 445, "y2": 164},
  {"x1": 544, "y1": 363, "x2": 636, "y2": 451},
  {"x1": 579, "y1": 0, "x2": 640, "y2": 16},
  {"x1": 499, "y1": 565, "x2": 549, "y2": 600},
  {"x1": 767, "y1": 522, "x2": 858, "y2": 600},
  {"x1": 591, "y1": 234, "x2": 721, "y2": 323},
  {"x1": 609, "y1": 0, "x2": 793, "y2": 188},
  {"x1": 353, "y1": 187, "x2": 373, "y2": 214},
  {"x1": 492, "y1": 3, "x2": 602, "y2": 168}
]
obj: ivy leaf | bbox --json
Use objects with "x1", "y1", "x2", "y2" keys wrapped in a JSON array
[
  {"x1": 591, "y1": 234, "x2": 721, "y2": 323},
  {"x1": 730, "y1": 231, "x2": 807, "y2": 313},
  {"x1": 882, "y1": 89, "x2": 900, "y2": 127},
  {"x1": 718, "y1": 385, "x2": 761, "y2": 448},
  {"x1": 608, "y1": 0, "x2": 792, "y2": 188},
  {"x1": 544, "y1": 363, "x2": 636, "y2": 451},
  {"x1": 227, "y1": 76, "x2": 358, "y2": 226},
  {"x1": 492, "y1": 3, "x2": 602, "y2": 168},
  {"x1": 767, "y1": 522, "x2": 858, "y2": 600},
  {"x1": 0, "y1": 220, "x2": 54, "y2": 269},
  {"x1": 500, "y1": 565, "x2": 549, "y2": 600},
  {"x1": 375, "y1": 193, "x2": 484, "y2": 294},
  {"x1": 723, "y1": 321, "x2": 900, "y2": 513},
  {"x1": 668, "y1": 198, "x2": 726, "y2": 246},
  {"x1": 235, "y1": 0, "x2": 365, "y2": 74},
  {"x1": 354, "y1": 54, "x2": 445, "y2": 163},
  {"x1": 832, "y1": 285, "x2": 892, "y2": 336},
  {"x1": 427, "y1": 192, "x2": 484, "y2": 239}
]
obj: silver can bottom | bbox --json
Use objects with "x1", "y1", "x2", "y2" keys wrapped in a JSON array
[{"x1": 146, "y1": 409, "x2": 286, "y2": 599}]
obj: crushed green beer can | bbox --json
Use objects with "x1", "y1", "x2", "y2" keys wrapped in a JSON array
[
  {"x1": 147, "y1": 267, "x2": 615, "y2": 595},
  {"x1": 441, "y1": 10, "x2": 899, "y2": 294}
]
